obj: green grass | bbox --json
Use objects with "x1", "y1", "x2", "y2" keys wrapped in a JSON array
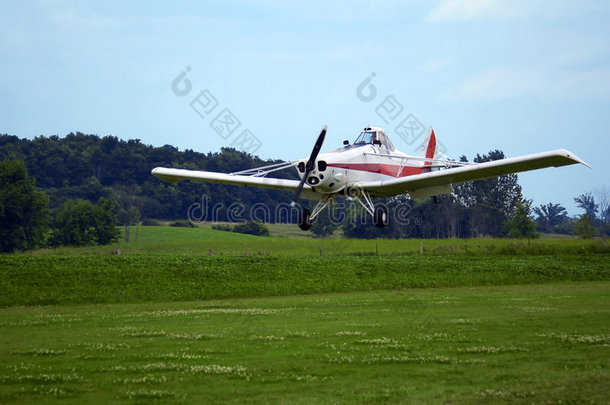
[
  {"x1": 2, "y1": 226, "x2": 609, "y2": 402},
  {"x1": 0, "y1": 283, "x2": 608, "y2": 404},
  {"x1": 1, "y1": 254, "x2": 608, "y2": 307},
  {"x1": 25, "y1": 225, "x2": 610, "y2": 256}
]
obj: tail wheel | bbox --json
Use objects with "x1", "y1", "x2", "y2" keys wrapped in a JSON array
[
  {"x1": 298, "y1": 208, "x2": 312, "y2": 231},
  {"x1": 373, "y1": 205, "x2": 389, "y2": 228}
]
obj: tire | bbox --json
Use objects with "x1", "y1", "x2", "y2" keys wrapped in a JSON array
[
  {"x1": 373, "y1": 205, "x2": 389, "y2": 228},
  {"x1": 298, "y1": 208, "x2": 312, "y2": 231}
]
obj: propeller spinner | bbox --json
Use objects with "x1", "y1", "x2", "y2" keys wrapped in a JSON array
[{"x1": 291, "y1": 125, "x2": 327, "y2": 205}]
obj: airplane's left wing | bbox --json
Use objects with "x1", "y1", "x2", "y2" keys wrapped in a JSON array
[
  {"x1": 357, "y1": 149, "x2": 590, "y2": 199},
  {"x1": 151, "y1": 167, "x2": 319, "y2": 199}
]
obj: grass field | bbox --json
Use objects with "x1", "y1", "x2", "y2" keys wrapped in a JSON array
[
  {"x1": 1, "y1": 226, "x2": 609, "y2": 403},
  {"x1": 1, "y1": 283, "x2": 608, "y2": 403},
  {"x1": 26, "y1": 225, "x2": 610, "y2": 256},
  {"x1": 1, "y1": 254, "x2": 608, "y2": 307}
]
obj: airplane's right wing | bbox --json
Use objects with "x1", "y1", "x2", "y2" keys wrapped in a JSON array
[
  {"x1": 358, "y1": 149, "x2": 590, "y2": 199},
  {"x1": 151, "y1": 167, "x2": 320, "y2": 200}
]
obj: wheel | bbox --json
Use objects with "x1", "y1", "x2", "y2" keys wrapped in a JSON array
[
  {"x1": 373, "y1": 205, "x2": 389, "y2": 228},
  {"x1": 298, "y1": 208, "x2": 312, "y2": 231}
]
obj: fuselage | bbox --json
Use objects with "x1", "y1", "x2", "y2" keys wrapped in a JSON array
[{"x1": 295, "y1": 143, "x2": 428, "y2": 195}]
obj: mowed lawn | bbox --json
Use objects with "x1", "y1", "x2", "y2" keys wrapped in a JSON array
[
  {"x1": 2, "y1": 227, "x2": 609, "y2": 403},
  {"x1": 27, "y1": 225, "x2": 610, "y2": 256},
  {"x1": 1, "y1": 282, "x2": 608, "y2": 404}
]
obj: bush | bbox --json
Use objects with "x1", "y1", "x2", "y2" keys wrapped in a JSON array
[
  {"x1": 504, "y1": 201, "x2": 538, "y2": 239},
  {"x1": 232, "y1": 221, "x2": 270, "y2": 236},
  {"x1": 212, "y1": 223, "x2": 233, "y2": 232},
  {"x1": 141, "y1": 218, "x2": 161, "y2": 226},
  {"x1": 573, "y1": 215, "x2": 595, "y2": 239},
  {"x1": 169, "y1": 220, "x2": 195, "y2": 228}
]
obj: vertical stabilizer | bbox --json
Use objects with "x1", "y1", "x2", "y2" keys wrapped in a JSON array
[{"x1": 421, "y1": 127, "x2": 436, "y2": 173}]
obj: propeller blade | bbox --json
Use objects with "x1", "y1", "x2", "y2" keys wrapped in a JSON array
[
  {"x1": 306, "y1": 125, "x2": 327, "y2": 169},
  {"x1": 292, "y1": 125, "x2": 327, "y2": 204},
  {"x1": 292, "y1": 177, "x2": 306, "y2": 206}
]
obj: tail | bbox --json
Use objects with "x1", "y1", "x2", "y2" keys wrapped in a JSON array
[{"x1": 420, "y1": 127, "x2": 436, "y2": 173}]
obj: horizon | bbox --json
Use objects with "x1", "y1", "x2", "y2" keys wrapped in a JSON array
[{"x1": 1, "y1": 129, "x2": 594, "y2": 219}]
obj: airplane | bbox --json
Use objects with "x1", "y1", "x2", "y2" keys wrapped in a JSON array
[{"x1": 152, "y1": 126, "x2": 589, "y2": 230}]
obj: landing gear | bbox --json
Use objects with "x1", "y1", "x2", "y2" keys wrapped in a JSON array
[
  {"x1": 298, "y1": 208, "x2": 312, "y2": 231},
  {"x1": 373, "y1": 205, "x2": 389, "y2": 228},
  {"x1": 295, "y1": 190, "x2": 390, "y2": 231},
  {"x1": 348, "y1": 187, "x2": 389, "y2": 228},
  {"x1": 297, "y1": 195, "x2": 332, "y2": 231}
]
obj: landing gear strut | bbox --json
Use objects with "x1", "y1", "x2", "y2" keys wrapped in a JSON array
[
  {"x1": 296, "y1": 190, "x2": 390, "y2": 231},
  {"x1": 297, "y1": 195, "x2": 332, "y2": 231},
  {"x1": 348, "y1": 187, "x2": 389, "y2": 228}
]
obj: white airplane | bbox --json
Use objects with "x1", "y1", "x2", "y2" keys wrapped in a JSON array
[{"x1": 152, "y1": 126, "x2": 588, "y2": 230}]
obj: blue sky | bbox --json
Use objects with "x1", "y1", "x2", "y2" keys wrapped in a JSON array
[{"x1": 1, "y1": 0, "x2": 608, "y2": 215}]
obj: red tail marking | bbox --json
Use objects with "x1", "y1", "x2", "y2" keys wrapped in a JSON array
[{"x1": 424, "y1": 129, "x2": 436, "y2": 167}]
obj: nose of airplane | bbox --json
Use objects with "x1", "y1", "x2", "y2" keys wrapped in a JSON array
[{"x1": 307, "y1": 176, "x2": 320, "y2": 185}]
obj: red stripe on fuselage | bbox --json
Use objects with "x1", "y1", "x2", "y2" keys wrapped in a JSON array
[{"x1": 327, "y1": 163, "x2": 422, "y2": 178}]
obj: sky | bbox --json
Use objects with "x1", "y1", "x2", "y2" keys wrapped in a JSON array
[{"x1": 1, "y1": 0, "x2": 608, "y2": 215}]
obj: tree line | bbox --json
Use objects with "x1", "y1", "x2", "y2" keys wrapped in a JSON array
[
  {"x1": 0, "y1": 132, "x2": 294, "y2": 220},
  {"x1": 0, "y1": 132, "x2": 607, "y2": 251}
]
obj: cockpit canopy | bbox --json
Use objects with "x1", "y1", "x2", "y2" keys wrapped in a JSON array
[{"x1": 354, "y1": 127, "x2": 395, "y2": 151}]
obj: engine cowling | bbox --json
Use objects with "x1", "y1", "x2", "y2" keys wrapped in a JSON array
[{"x1": 296, "y1": 159, "x2": 346, "y2": 193}]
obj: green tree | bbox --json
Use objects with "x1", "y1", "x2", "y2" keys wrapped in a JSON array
[
  {"x1": 574, "y1": 193, "x2": 598, "y2": 220},
  {"x1": 341, "y1": 202, "x2": 375, "y2": 239},
  {"x1": 454, "y1": 150, "x2": 523, "y2": 237},
  {"x1": 115, "y1": 185, "x2": 142, "y2": 243},
  {"x1": 533, "y1": 202, "x2": 568, "y2": 233},
  {"x1": 51, "y1": 200, "x2": 96, "y2": 246},
  {"x1": 573, "y1": 215, "x2": 595, "y2": 239},
  {"x1": 0, "y1": 133, "x2": 297, "y2": 221},
  {"x1": 504, "y1": 200, "x2": 538, "y2": 239},
  {"x1": 93, "y1": 197, "x2": 121, "y2": 245},
  {"x1": 0, "y1": 160, "x2": 49, "y2": 252},
  {"x1": 51, "y1": 197, "x2": 120, "y2": 246},
  {"x1": 311, "y1": 203, "x2": 340, "y2": 238}
]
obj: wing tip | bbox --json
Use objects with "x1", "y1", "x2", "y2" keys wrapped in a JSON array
[
  {"x1": 151, "y1": 167, "x2": 182, "y2": 184},
  {"x1": 556, "y1": 149, "x2": 592, "y2": 169}
]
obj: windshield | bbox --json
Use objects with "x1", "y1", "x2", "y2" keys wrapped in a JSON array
[
  {"x1": 377, "y1": 132, "x2": 395, "y2": 151},
  {"x1": 354, "y1": 131, "x2": 375, "y2": 144},
  {"x1": 353, "y1": 130, "x2": 395, "y2": 151}
]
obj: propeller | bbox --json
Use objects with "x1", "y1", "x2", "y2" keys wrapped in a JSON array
[{"x1": 292, "y1": 125, "x2": 327, "y2": 205}]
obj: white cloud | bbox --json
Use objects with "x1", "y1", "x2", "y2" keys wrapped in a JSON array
[
  {"x1": 441, "y1": 68, "x2": 610, "y2": 101},
  {"x1": 426, "y1": 0, "x2": 523, "y2": 22},
  {"x1": 426, "y1": 0, "x2": 602, "y2": 22}
]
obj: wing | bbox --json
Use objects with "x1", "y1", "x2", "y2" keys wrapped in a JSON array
[
  {"x1": 358, "y1": 149, "x2": 590, "y2": 199},
  {"x1": 151, "y1": 167, "x2": 320, "y2": 199}
]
